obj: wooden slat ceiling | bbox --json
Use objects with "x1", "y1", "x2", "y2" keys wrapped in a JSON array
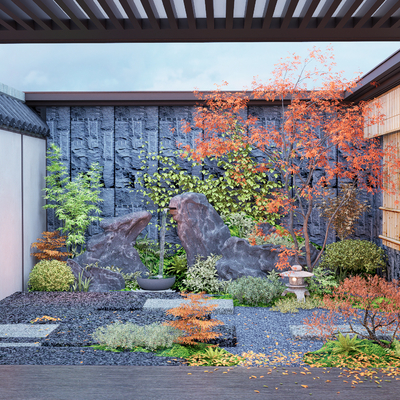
[{"x1": 1, "y1": 0, "x2": 400, "y2": 43}]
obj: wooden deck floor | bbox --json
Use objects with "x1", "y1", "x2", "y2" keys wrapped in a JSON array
[{"x1": 0, "y1": 365, "x2": 398, "y2": 400}]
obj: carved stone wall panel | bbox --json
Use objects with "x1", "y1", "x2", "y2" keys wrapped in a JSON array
[
  {"x1": 159, "y1": 106, "x2": 202, "y2": 178},
  {"x1": 87, "y1": 188, "x2": 115, "y2": 237},
  {"x1": 70, "y1": 106, "x2": 114, "y2": 188},
  {"x1": 46, "y1": 106, "x2": 70, "y2": 233},
  {"x1": 115, "y1": 106, "x2": 158, "y2": 190}
]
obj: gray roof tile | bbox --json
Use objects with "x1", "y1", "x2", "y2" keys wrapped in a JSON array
[{"x1": 0, "y1": 93, "x2": 49, "y2": 136}]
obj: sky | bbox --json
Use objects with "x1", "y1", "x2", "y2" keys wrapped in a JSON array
[{"x1": 0, "y1": 41, "x2": 399, "y2": 92}]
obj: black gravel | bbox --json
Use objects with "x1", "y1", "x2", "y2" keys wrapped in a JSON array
[
  {"x1": 0, "y1": 291, "x2": 238, "y2": 366},
  {"x1": 0, "y1": 291, "x2": 330, "y2": 367}
]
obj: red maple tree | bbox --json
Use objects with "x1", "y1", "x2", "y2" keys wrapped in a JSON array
[
  {"x1": 180, "y1": 47, "x2": 400, "y2": 271},
  {"x1": 303, "y1": 275, "x2": 400, "y2": 348}
]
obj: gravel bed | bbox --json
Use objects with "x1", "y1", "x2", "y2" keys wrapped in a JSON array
[{"x1": 0, "y1": 291, "x2": 332, "y2": 367}]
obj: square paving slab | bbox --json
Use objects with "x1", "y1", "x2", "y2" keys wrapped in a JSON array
[
  {"x1": 0, "y1": 342, "x2": 40, "y2": 347},
  {"x1": 290, "y1": 324, "x2": 400, "y2": 340},
  {"x1": 0, "y1": 324, "x2": 60, "y2": 338},
  {"x1": 143, "y1": 299, "x2": 234, "y2": 314}
]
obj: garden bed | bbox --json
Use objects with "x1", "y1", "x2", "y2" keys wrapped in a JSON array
[{"x1": 0, "y1": 291, "x2": 325, "y2": 366}]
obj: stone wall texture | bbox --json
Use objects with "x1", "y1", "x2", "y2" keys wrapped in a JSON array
[{"x1": 44, "y1": 105, "x2": 396, "y2": 278}]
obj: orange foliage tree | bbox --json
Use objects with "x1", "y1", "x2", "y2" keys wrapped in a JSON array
[
  {"x1": 180, "y1": 47, "x2": 400, "y2": 271},
  {"x1": 303, "y1": 275, "x2": 400, "y2": 348},
  {"x1": 31, "y1": 231, "x2": 72, "y2": 261},
  {"x1": 163, "y1": 292, "x2": 223, "y2": 346}
]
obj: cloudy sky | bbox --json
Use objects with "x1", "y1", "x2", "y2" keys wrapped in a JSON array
[{"x1": 0, "y1": 41, "x2": 399, "y2": 92}]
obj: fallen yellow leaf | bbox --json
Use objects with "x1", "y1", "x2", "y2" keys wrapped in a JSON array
[{"x1": 301, "y1": 385, "x2": 308, "y2": 389}]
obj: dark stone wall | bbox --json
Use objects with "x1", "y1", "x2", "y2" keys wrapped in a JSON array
[{"x1": 44, "y1": 105, "x2": 397, "y2": 277}]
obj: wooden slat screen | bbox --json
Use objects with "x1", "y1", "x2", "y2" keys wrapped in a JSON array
[
  {"x1": 364, "y1": 85, "x2": 400, "y2": 139},
  {"x1": 368, "y1": 85, "x2": 400, "y2": 250}
]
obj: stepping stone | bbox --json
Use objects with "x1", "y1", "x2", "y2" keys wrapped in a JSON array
[
  {"x1": 290, "y1": 324, "x2": 400, "y2": 341},
  {"x1": 143, "y1": 299, "x2": 234, "y2": 314},
  {"x1": 0, "y1": 324, "x2": 60, "y2": 338}
]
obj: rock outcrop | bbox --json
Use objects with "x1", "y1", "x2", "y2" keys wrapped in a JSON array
[
  {"x1": 216, "y1": 237, "x2": 320, "y2": 280},
  {"x1": 169, "y1": 192, "x2": 320, "y2": 279},
  {"x1": 67, "y1": 259, "x2": 125, "y2": 292},
  {"x1": 169, "y1": 192, "x2": 231, "y2": 267},
  {"x1": 73, "y1": 211, "x2": 151, "y2": 275}
]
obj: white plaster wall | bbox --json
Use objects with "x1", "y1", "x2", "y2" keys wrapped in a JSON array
[
  {"x1": 23, "y1": 135, "x2": 46, "y2": 290},
  {"x1": 0, "y1": 129, "x2": 22, "y2": 300}
]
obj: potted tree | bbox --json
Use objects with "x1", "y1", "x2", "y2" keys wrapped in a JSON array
[{"x1": 136, "y1": 209, "x2": 175, "y2": 290}]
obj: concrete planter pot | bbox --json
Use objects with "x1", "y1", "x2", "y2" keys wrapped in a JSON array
[{"x1": 137, "y1": 276, "x2": 176, "y2": 291}]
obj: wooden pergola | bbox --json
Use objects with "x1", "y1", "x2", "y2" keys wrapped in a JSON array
[{"x1": 1, "y1": 0, "x2": 400, "y2": 43}]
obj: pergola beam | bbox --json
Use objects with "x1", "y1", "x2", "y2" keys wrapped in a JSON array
[
  {"x1": 10, "y1": 0, "x2": 51, "y2": 31},
  {"x1": 0, "y1": 3, "x2": 34, "y2": 30},
  {"x1": 263, "y1": 0, "x2": 278, "y2": 29},
  {"x1": 140, "y1": 0, "x2": 160, "y2": 30},
  {"x1": 32, "y1": 0, "x2": 70, "y2": 30},
  {"x1": 75, "y1": 0, "x2": 105, "y2": 30},
  {"x1": 53, "y1": 0, "x2": 87, "y2": 30},
  {"x1": 97, "y1": 0, "x2": 124, "y2": 30},
  {"x1": 119, "y1": 0, "x2": 141, "y2": 30},
  {"x1": 2, "y1": 0, "x2": 400, "y2": 43}
]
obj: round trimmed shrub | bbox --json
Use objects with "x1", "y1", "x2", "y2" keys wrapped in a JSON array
[
  {"x1": 226, "y1": 271, "x2": 284, "y2": 306},
  {"x1": 28, "y1": 259, "x2": 75, "y2": 291},
  {"x1": 319, "y1": 239, "x2": 386, "y2": 281}
]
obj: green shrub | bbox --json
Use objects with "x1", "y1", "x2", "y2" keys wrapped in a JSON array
[
  {"x1": 305, "y1": 265, "x2": 338, "y2": 297},
  {"x1": 101, "y1": 265, "x2": 142, "y2": 291},
  {"x1": 137, "y1": 143, "x2": 281, "y2": 223},
  {"x1": 164, "y1": 252, "x2": 188, "y2": 291},
  {"x1": 271, "y1": 296, "x2": 324, "y2": 313},
  {"x1": 92, "y1": 321, "x2": 182, "y2": 351},
  {"x1": 28, "y1": 260, "x2": 75, "y2": 292},
  {"x1": 222, "y1": 212, "x2": 255, "y2": 239},
  {"x1": 226, "y1": 271, "x2": 284, "y2": 307},
  {"x1": 319, "y1": 239, "x2": 386, "y2": 281},
  {"x1": 134, "y1": 235, "x2": 160, "y2": 276},
  {"x1": 182, "y1": 254, "x2": 226, "y2": 294}
]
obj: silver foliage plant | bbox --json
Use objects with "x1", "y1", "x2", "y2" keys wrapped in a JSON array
[
  {"x1": 222, "y1": 212, "x2": 304, "y2": 251},
  {"x1": 183, "y1": 254, "x2": 227, "y2": 294},
  {"x1": 92, "y1": 322, "x2": 182, "y2": 351},
  {"x1": 221, "y1": 212, "x2": 255, "y2": 239},
  {"x1": 226, "y1": 271, "x2": 285, "y2": 306}
]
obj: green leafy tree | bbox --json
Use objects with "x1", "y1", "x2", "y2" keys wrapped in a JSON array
[
  {"x1": 136, "y1": 129, "x2": 282, "y2": 223},
  {"x1": 44, "y1": 143, "x2": 103, "y2": 256}
]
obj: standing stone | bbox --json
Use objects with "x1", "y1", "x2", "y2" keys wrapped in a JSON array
[
  {"x1": 74, "y1": 211, "x2": 152, "y2": 275},
  {"x1": 169, "y1": 193, "x2": 231, "y2": 267}
]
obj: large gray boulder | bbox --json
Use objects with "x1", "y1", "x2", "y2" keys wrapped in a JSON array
[
  {"x1": 169, "y1": 192, "x2": 231, "y2": 267},
  {"x1": 74, "y1": 211, "x2": 151, "y2": 275},
  {"x1": 67, "y1": 259, "x2": 125, "y2": 292},
  {"x1": 216, "y1": 237, "x2": 320, "y2": 280}
]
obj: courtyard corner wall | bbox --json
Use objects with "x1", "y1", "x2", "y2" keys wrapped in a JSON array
[
  {"x1": 0, "y1": 129, "x2": 47, "y2": 300},
  {"x1": 0, "y1": 86, "x2": 49, "y2": 301},
  {"x1": 365, "y1": 84, "x2": 400, "y2": 280}
]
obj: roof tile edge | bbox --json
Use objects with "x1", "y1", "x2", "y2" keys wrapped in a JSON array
[{"x1": 0, "y1": 83, "x2": 25, "y2": 103}]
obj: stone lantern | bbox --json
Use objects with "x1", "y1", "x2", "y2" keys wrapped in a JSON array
[{"x1": 280, "y1": 264, "x2": 314, "y2": 302}]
